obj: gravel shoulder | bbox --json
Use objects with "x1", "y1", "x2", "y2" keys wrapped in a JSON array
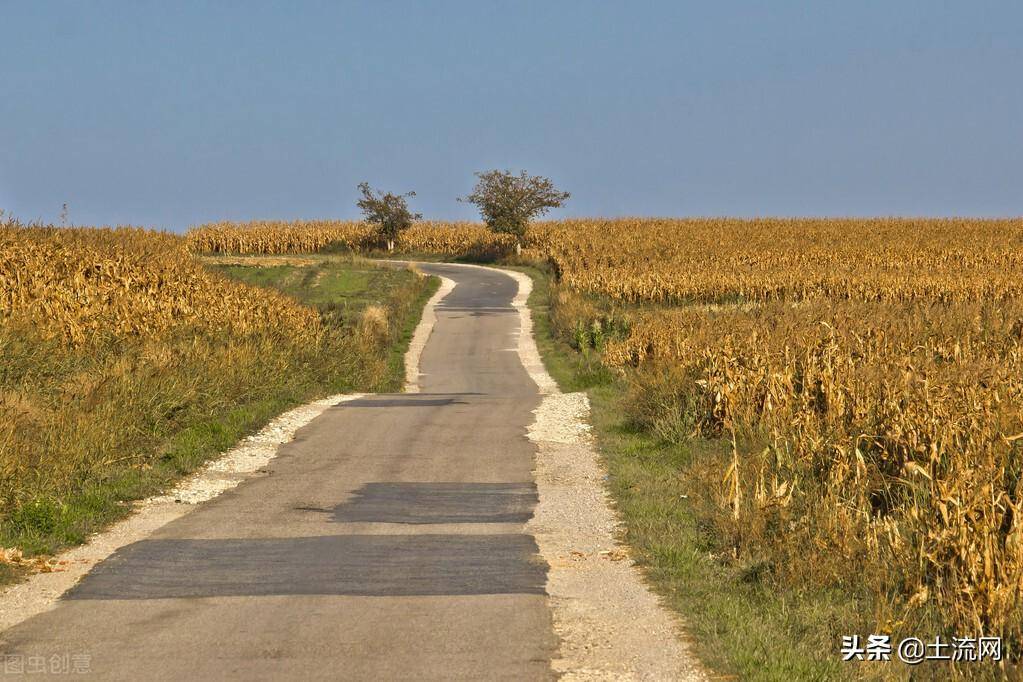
[{"x1": 505, "y1": 266, "x2": 708, "y2": 681}]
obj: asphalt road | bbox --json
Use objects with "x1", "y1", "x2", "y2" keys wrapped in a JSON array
[{"x1": 1, "y1": 264, "x2": 558, "y2": 680}]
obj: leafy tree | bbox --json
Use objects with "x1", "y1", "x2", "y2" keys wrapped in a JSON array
[
  {"x1": 357, "y1": 182, "x2": 421, "y2": 251},
  {"x1": 460, "y1": 170, "x2": 570, "y2": 251}
]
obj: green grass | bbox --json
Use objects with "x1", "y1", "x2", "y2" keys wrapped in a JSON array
[
  {"x1": 211, "y1": 259, "x2": 400, "y2": 311},
  {"x1": 516, "y1": 263, "x2": 861, "y2": 681},
  {"x1": 0, "y1": 256, "x2": 435, "y2": 574},
  {"x1": 205, "y1": 255, "x2": 438, "y2": 391}
]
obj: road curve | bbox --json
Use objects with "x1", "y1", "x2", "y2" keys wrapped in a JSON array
[{"x1": 0, "y1": 264, "x2": 558, "y2": 680}]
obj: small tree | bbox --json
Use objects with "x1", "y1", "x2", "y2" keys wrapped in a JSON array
[
  {"x1": 460, "y1": 170, "x2": 569, "y2": 253},
  {"x1": 357, "y1": 182, "x2": 421, "y2": 252}
]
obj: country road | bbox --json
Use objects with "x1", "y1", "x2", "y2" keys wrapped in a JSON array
[
  {"x1": 1, "y1": 264, "x2": 560, "y2": 679},
  {"x1": 0, "y1": 262, "x2": 704, "y2": 681}
]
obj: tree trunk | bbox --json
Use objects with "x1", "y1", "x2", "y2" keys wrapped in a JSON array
[
  {"x1": 387, "y1": 240, "x2": 395, "y2": 252},
  {"x1": 515, "y1": 241, "x2": 522, "y2": 256}
]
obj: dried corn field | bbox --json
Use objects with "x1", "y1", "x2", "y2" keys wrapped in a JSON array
[
  {"x1": 529, "y1": 217, "x2": 1023, "y2": 304},
  {"x1": 2, "y1": 223, "x2": 322, "y2": 346},
  {"x1": 187, "y1": 219, "x2": 512, "y2": 259},
  {"x1": 187, "y1": 220, "x2": 375, "y2": 256},
  {"x1": 540, "y1": 218, "x2": 1023, "y2": 661}
]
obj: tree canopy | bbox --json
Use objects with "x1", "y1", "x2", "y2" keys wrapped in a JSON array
[
  {"x1": 460, "y1": 170, "x2": 569, "y2": 238},
  {"x1": 357, "y1": 182, "x2": 421, "y2": 243}
]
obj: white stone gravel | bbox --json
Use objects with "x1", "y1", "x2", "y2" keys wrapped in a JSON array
[{"x1": 526, "y1": 392, "x2": 592, "y2": 444}]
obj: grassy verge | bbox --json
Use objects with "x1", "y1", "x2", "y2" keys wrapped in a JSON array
[
  {"x1": 204, "y1": 254, "x2": 439, "y2": 391},
  {"x1": 515, "y1": 263, "x2": 861, "y2": 681},
  {"x1": 0, "y1": 255, "x2": 435, "y2": 578}
]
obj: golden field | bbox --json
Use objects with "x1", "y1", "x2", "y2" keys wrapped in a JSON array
[
  {"x1": 187, "y1": 219, "x2": 512, "y2": 259},
  {"x1": 2, "y1": 223, "x2": 321, "y2": 346},
  {"x1": 187, "y1": 220, "x2": 374, "y2": 255},
  {"x1": 529, "y1": 217, "x2": 1023, "y2": 304},
  {"x1": 536, "y1": 217, "x2": 1023, "y2": 659}
]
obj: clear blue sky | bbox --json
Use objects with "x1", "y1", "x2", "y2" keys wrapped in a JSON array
[{"x1": 2, "y1": 1, "x2": 1021, "y2": 231}]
